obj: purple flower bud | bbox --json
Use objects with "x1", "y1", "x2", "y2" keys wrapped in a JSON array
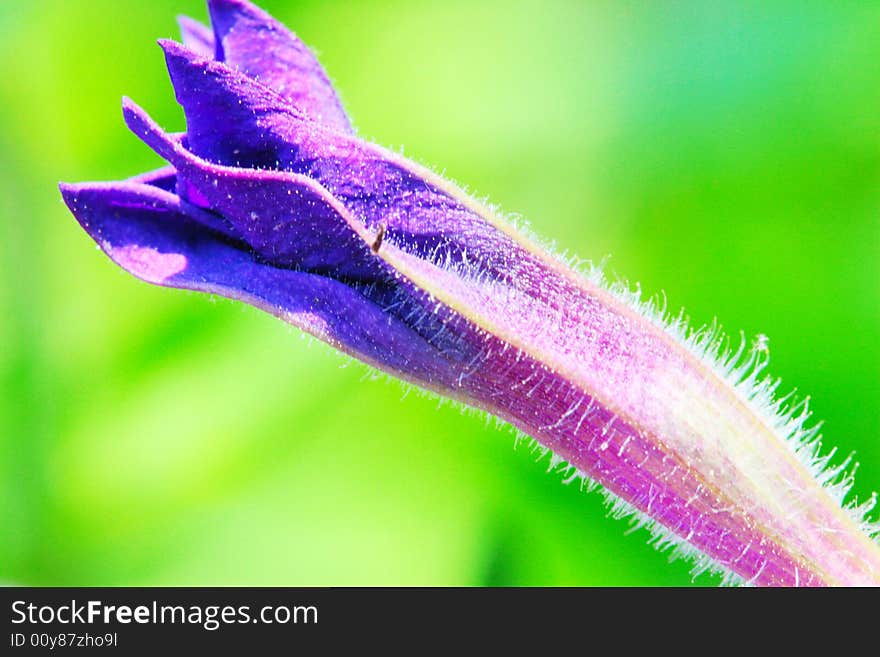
[{"x1": 60, "y1": 0, "x2": 880, "y2": 586}]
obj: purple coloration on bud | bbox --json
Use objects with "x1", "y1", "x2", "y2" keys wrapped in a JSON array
[{"x1": 61, "y1": 0, "x2": 880, "y2": 585}]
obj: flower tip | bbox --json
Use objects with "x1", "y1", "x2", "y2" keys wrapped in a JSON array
[
  {"x1": 157, "y1": 37, "x2": 215, "y2": 89},
  {"x1": 156, "y1": 37, "x2": 186, "y2": 58},
  {"x1": 157, "y1": 37, "x2": 209, "y2": 69},
  {"x1": 176, "y1": 15, "x2": 208, "y2": 36},
  {"x1": 58, "y1": 182, "x2": 95, "y2": 233},
  {"x1": 177, "y1": 15, "x2": 215, "y2": 58},
  {"x1": 58, "y1": 182, "x2": 83, "y2": 209},
  {"x1": 120, "y1": 96, "x2": 147, "y2": 136},
  {"x1": 120, "y1": 99, "x2": 178, "y2": 166},
  {"x1": 207, "y1": 0, "x2": 274, "y2": 61},
  {"x1": 120, "y1": 95, "x2": 137, "y2": 113},
  {"x1": 207, "y1": 0, "x2": 264, "y2": 25},
  {"x1": 176, "y1": 14, "x2": 202, "y2": 30}
]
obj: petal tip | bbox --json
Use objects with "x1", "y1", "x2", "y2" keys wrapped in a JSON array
[
  {"x1": 177, "y1": 15, "x2": 216, "y2": 58},
  {"x1": 156, "y1": 37, "x2": 185, "y2": 57},
  {"x1": 59, "y1": 182, "x2": 102, "y2": 234},
  {"x1": 59, "y1": 181, "x2": 86, "y2": 212},
  {"x1": 120, "y1": 96, "x2": 148, "y2": 137},
  {"x1": 157, "y1": 38, "x2": 216, "y2": 101},
  {"x1": 207, "y1": 0, "x2": 264, "y2": 24},
  {"x1": 120, "y1": 99, "x2": 178, "y2": 165},
  {"x1": 120, "y1": 95, "x2": 137, "y2": 114},
  {"x1": 157, "y1": 37, "x2": 207, "y2": 66}
]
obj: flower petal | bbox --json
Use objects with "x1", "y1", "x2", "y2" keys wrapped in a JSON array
[
  {"x1": 206, "y1": 0, "x2": 352, "y2": 133},
  {"x1": 177, "y1": 15, "x2": 215, "y2": 58},
  {"x1": 159, "y1": 38, "x2": 297, "y2": 168},
  {"x1": 123, "y1": 98, "x2": 381, "y2": 280},
  {"x1": 159, "y1": 41, "x2": 511, "y2": 258},
  {"x1": 59, "y1": 181, "x2": 458, "y2": 385}
]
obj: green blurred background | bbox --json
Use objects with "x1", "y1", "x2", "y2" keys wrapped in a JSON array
[{"x1": 1, "y1": 0, "x2": 878, "y2": 586}]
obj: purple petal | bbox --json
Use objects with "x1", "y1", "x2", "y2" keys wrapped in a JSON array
[
  {"x1": 122, "y1": 98, "x2": 380, "y2": 279},
  {"x1": 59, "y1": 181, "x2": 458, "y2": 385},
  {"x1": 158, "y1": 42, "x2": 512, "y2": 266},
  {"x1": 160, "y1": 38, "x2": 295, "y2": 168},
  {"x1": 206, "y1": 0, "x2": 352, "y2": 133},
  {"x1": 177, "y1": 15, "x2": 215, "y2": 58}
]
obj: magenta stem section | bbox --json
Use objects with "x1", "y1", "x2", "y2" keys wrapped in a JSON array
[
  {"x1": 449, "y1": 327, "x2": 823, "y2": 586},
  {"x1": 367, "y1": 274, "x2": 825, "y2": 584}
]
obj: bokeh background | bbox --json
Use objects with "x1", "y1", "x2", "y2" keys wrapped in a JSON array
[{"x1": 2, "y1": 0, "x2": 879, "y2": 586}]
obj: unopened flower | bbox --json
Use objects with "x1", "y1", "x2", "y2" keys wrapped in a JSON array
[{"x1": 61, "y1": 0, "x2": 880, "y2": 585}]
